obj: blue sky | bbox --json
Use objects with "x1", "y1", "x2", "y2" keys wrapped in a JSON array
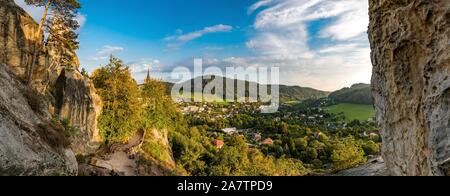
[{"x1": 16, "y1": 0, "x2": 372, "y2": 91}]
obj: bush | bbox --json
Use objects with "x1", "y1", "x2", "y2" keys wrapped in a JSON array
[
  {"x1": 36, "y1": 120, "x2": 70, "y2": 149},
  {"x1": 141, "y1": 139, "x2": 172, "y2": 164},
  {"x1": 23, "y1": 87, "x2": 44, "y2": 114},
  {"x1": 362, "y1": 141, "x2": 380, "y2": 156}
]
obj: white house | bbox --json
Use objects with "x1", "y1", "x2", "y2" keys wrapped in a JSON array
[{"x1": 222, "y1": 128, "x2": 238, "y2": 135}]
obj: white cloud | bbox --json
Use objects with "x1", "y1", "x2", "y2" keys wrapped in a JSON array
[
  {"x1": 204, "y1": 46, "x2": 224, "y2": 51},
  {"x1": 164, "y1": 24, "x2": 233, "y2": 50},
  {"x1": 90, "y1": 45, "x2": 124, "y2": 61},
  {"x1": 127, "y1": 58, "x2": 162, "y2": 74},
  {"x1": 248, "y1": 0, "x2": 273, "y2": 15},
  {"x1": 178, "y1": 24, "x2": 233, "y2": 42},
  {"x1": 234, "y1": 0, "x2": 372, "y2": 91},
  {"x1": 319, "y1": 1, "x2": 369, "y2": 40}
]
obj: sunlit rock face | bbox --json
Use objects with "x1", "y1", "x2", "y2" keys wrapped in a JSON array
[
  {"x1": 52, "y1": 68, "x2": 102, "y2": 155},
  {"x1": 369, "y1": 0, "x2": 450, "y2": 176},
  {"x1": 0, "y1": 0, "x2": 102, "y2": 162},
  {"x1": 0, "y1": 0, "x2": 47, "y2": 83}
]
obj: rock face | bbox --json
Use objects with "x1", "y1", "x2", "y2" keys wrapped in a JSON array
[
  {"x1": 52, "y1": 68, "x2": 102, "y2": 154},
  {"x1": 335, "y1": 157, "x2": 388, "y2": 176},
  {"x1": 370, "y1": 0, "x2": 450, "y2": 175},
  {"x1": 0, "y1": 0, "x2": 47, "y2": 85},
  {"x1": 0, "y1": 0, "x2": 102, "y2": 175},
  {"x1": 0, "y1": 0, "x2": 102, "y2": 156},
  {"x1": 0, "y1": 64, "x2": 77, "y2": 175}
]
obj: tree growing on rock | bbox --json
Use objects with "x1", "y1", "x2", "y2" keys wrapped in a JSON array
[
  {"x1": 24, "y1": 0, "x2": 81, "y2": 84},
  {"x1": 91, "y1": 56, "x2": 141, "y2": 143},
  {"x1": 46, "y1": 8, "x2": 80, "y2": 68}
]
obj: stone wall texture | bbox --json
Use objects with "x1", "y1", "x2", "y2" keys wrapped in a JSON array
[{"x1": 370, "y1": 0, "x2": 450, "y2": 176}]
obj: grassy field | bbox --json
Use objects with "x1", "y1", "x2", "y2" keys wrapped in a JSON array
[{"x1": 325, "y1": 103, "x2": 375, "y2": 122}]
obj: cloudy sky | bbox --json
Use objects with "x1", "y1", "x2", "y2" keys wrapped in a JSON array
[{"x1": 16, "y1": 0, "x2": 371, "y2": 91}]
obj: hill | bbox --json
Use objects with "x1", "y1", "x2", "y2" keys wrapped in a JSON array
[
  {"x1": 278, "y1": 85, "x2": 330, "y2": 103},
  {"x1": 329, "y1": 83, "x2": 373, "y2": 105},
  {"x1": 162, "y1": 75, "x2": 329, "y2": 103}
]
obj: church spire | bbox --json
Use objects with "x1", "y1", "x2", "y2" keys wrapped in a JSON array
[{"x1": 146, "y1": 68, "x2": 151, "y2": 81}]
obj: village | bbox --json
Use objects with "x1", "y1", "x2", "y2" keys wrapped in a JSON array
[{"x1": 179, "y1": 100, "x2": 380, "y2": 167}]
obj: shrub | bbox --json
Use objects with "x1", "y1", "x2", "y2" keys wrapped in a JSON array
[{"x1": 36, "y1": 120, "x2": 70, "y2": 149}]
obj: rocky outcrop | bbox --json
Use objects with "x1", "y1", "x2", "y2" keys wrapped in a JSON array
[
  {"x1": 335, "y1": 157, "x2": 388, "y2": 176},
  {"x1": 0, "y1": 64, "x2": 77, "y2": 175},
  {"x1": 52, "y1": 68, "x2": 102, "y2": 154},
  {"x1": 0, "y1": 0, "x2": 49, "y2": 86},
  {"x1": 0, "y1": 0, "x2": 102, "y2": 156},
  {"x1": 370, "y1": 0, "x2": 450, "y2": 175}
]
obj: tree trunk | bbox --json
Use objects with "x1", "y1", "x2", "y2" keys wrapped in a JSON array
[{"x1": 27, "y1": 2, "x2": 50, "y2": 85}]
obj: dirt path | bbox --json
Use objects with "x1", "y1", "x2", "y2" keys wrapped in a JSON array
[
  {"x1": 86, "y1": 132, "x2": 144, "y2": 176},
  {"x1": 103, "y1": 151, "x2": 137, "y2": 176}
]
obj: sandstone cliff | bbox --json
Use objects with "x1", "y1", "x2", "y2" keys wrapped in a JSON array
[
  {"x1": 0, "y1": 64, "x2": 77, "y2": 175},
  {"x1": 0, "y1": 0, "x2": 102, "y2": 153},
  {"x1": 1, "y1": 0, "x2": 102, "y2": 175},
  {"x1": 370, "y1": 0, "x2": 450, "y2": 176}
]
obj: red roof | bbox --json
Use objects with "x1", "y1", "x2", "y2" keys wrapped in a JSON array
[
  {"x1": 261, "y1": 138, "x2": 274, "y2": 145},
  {"x1": 213, "y1": 140, "x2": 224, "y2": 149}
]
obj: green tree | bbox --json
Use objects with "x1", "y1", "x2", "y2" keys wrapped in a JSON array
[
  {"x1": 307, "y1": 148, "x2": 318, "y2": 160},
  {"x1": 170, "y1": 131, "x2": 207, "y2": 175},
  {"x1": 275, "y1": 157, "x2": 309, "y2": 176},
  {"x1": 91, "y1": 56, "x2": 141, "y2": 143},
  {"x1": 25, "y1": 0, "x2": 81, "y2": 84},
  {"x1": 46, "y1": 8, "x2": 80, "y2": 67},
  {"x1": 210, "y1": 146, "x2": 249, "y2": 176},
  {"x1": 80, "y1": 68, "x2": 88, "y2": 77},
  {"x1": 288, "y1": 138, "x2": 296, "y2": 154},
  {"x1": 140, "y1": 74, "x2": 179, "y2": 131},
  {"x1": 331, "y1": 137, "x2": 366, "y2": 170},
  {"x1": 279, "y1": 122, "x2": 289, "y2": 134},
  {"x1": 294, "y1": 137, "x2": 308, "y2": 151}
]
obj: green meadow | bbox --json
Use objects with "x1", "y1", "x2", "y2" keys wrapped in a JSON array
[{"x1": 325, "y1": 103, "x2": 375, "y2": 122}]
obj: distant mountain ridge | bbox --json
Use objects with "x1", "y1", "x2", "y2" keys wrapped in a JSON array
[
  {"x1": 162, "y1": 75, "x2": 330, "y2": 102},
  {"x1": 329, "y1": 83, "x2": 373, "y2": 105}
]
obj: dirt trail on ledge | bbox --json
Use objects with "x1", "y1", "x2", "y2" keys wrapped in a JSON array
[{"x1": 79, "y1": 133, "x2": 143, "y2": 176}]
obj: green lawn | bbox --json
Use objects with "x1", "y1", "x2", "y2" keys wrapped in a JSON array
[
  {"x1": 325, "y1": 103, "x2": 375, "y2": 122},
  {"x1": 285, "y1": 100, "x2": 301, "y2": 105}
]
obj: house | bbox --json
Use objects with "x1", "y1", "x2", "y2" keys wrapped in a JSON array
[
  {"x1": 253, "y1": 133, "x2": 262, "y2": 142},
  {"x1": 222, "y1": 128, "x2": 238, "y2": 135},
  {"x1": 261, "y1": 138, "x2": 274, "y2": 145},
  {"x1": 212, "y1": 140, "x2": 224, "y2": 149}
]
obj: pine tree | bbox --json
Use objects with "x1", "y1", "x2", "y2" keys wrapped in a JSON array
[
  {"x1": 91, "y1": 56, "x2": 141, "y2": 143},
  {"x1": 24, "y1": 0, "x2": 81, "y2": 84},
  {"x1": 46, "y1": 8, "x2": 80, "y2": 68}
]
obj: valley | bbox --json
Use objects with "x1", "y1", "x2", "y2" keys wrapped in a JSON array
[
  {"x1": 172, "y1": 79, "x2": 378, "y2": 175},
  {"x1": 4, "y1": 0, "x2": 445, "y2": 177}
]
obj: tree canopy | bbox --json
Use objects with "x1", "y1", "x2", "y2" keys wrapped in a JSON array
[{"x1": 91, "y1": 56, "x2": 141, "y2": 143}]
